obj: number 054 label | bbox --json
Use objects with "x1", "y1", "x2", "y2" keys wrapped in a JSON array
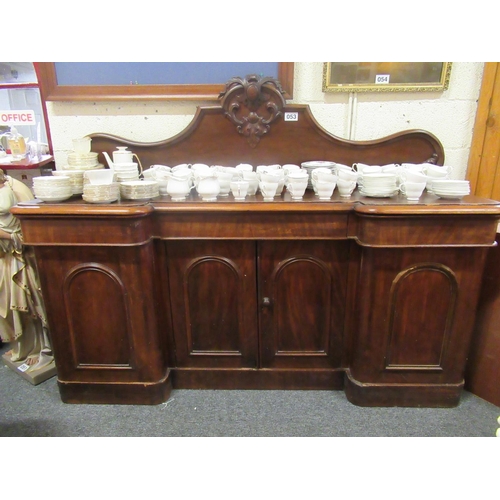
[{"x1": 375, "y1": 74, "x2": 390, "y2": 84}]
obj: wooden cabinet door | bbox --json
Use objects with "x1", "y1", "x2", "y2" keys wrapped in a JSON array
[
  {"x1": 33, "y1": 244, "x2": 165, "y2": 385},
  {"x1": 350, "y1": 246, "x2": 488, "y2": 387},
  {"x1": 165, "y1": 240, "x2": 258, "y2": 368},
  {"x1": 257, "y1": 241, "x2": 350, "y2": 369}
]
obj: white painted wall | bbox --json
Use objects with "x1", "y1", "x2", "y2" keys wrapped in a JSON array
[{"x1": 45, "y1": 62, "x2": 484, "y2": 180}]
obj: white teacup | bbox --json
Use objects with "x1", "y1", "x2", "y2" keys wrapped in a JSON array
[
  {"x1": 335, "y1": 163, "x2": 353, "y2": 174},
  {"x1": 242, "y1": 171, "x2": 259, "y2": 195},
  {"x1": 169, "y1": 166, "x2": 192, "y2": 180},
  {"x1": 259, "y1": 180, "x2": 279, "y2": 201},
  {"x1": 360, "y1": 165, "x2": 382, "y2": 175},
  {"x1": 172, "y1": 163, "x2": 191, "y2": 171},
  {"x1": 337, "y1": 179, "x2": 357, "y2": 198},
  {"x1": 230, "y1": 180, "x2": 249, "y2": 200},
  {"x1": 143, "y1": 165, "x2": 171, "y2": 195},
  {"x1": 259, "y1": 170, "x2": 284, "y2": 195},
  {"x1": 73, "y1": 137, "x2": 91, "y2": 153},
  {"x1": 381, "y1": 164, "x2": 400, "y2": 175},
  {"x1": 286, "y1": 170, "x2": 309, "y2": 181},
  {"x1": 425, "y1": 164, "x2": 451, "y2": 178},
  {"x1": 352, "y1": 162, "x2": 370, "y2": 173},
  {"x1": 235, "y1": 163, "x2": 253, "y2": 172},
  {"x1": 316, "y1": 180, "x2": 336, "y2": 200},
  {"x1": 145, "y1": 164, "x2": 171, "y2": 174},
  {"x1": 287, "y1": 178, "x2": 308, "y2": 200},
  {"x1": 400, "y1": 170, "x2": 428, "y2": 183},
  {"x1": 338, "y1": 169, "x2": 358, "y2": 182},
  {"x1": 401, "y1": 163, "x2": 426, "y2": 173},
  {"x1": 257, "y1": 164, "x2": 281, "y2": 174},
  {"x1": 215, "y1": 171, "x2": 233, "y2": 196},
  {"x1": 400, "y1": 181, "x2": 427, "y2": 201},
  {"x1": 191, "y1": 163, "x2": 211, "y2": 174},
  {"x1": 282, "y1": 164, "x2": 301, "y2": 175},
  {"x1": 314, "y1": 170, "x2": 337, "y2": 183}
]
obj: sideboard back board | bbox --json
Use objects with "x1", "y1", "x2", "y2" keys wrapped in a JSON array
[{"x1": 11, "y1": 75, "x2": 500, "y2": 407}]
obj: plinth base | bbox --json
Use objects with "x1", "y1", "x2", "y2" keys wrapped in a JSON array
[
  {"x1": 344, "y1": 370, "x2": 462, "y2": 408},
  {"x1": 2, "y1": 353, "x2": 57, "y2": 385}
]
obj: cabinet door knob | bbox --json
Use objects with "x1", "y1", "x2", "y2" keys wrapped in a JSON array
[{"x1": 262, "y1": 297, "x2": 271, "y2": 307}]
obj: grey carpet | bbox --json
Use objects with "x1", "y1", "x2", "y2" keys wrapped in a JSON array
[{"x1": 1, "y1": 348, "x2": 499, "y2": 437}]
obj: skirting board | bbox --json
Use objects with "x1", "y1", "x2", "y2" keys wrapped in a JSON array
[{"x1": 2, "y1": 353, "x2": 57, "y2": 386}]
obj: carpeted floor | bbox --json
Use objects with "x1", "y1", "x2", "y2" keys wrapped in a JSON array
[{"x1": 1, "y1": 345, "x2": 499, "y2": 437}]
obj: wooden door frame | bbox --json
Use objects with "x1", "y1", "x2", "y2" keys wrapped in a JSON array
[{"x1": 467, "y1": 62, "x2": 500, "y2": 198}]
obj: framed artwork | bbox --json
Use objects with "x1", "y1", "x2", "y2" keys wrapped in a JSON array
[
  {"x1": 323, "y1": 62, "x2": 452, "y2": 93},
  {"x1": 34, "y1": 62, "x2": 294, "y2": 101}
]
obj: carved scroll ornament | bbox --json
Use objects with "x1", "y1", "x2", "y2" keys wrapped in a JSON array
[{"x1": 219, "y1": 74, "x2": 286, "y2": 148}]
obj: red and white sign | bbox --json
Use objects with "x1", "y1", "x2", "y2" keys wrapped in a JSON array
[{"x1": 0, "y1": 110, "x2": 36, "y2": 126}]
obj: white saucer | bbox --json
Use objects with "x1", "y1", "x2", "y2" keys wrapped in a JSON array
[
  {"x1": 35, "y1": 194, "x2": 73, "y2": 202},
  {"x1": 82, "y1": 196, "x2": 118, "y2": 204},
  {"x1": 434, "y1": 193, "x2": 468, "y2": 199},
  {"x1": 359, "y1": 189, "x2": 399, "y2": 198}
]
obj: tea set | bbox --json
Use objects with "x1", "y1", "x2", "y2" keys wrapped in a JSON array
[
  {"x1": 352, "y1": 161, "x2": 468, "y2": 201},
  {"x1": 33, "y1": 139, "x2": 470, "y2": 204}
]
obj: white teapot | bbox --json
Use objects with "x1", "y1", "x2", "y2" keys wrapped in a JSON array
[
  {"x1": 112, "y1": 146, "x2": 134, "y2": 163},
  {"x1": 103, "y1": 147, "x2": 142, "y2": 172}
]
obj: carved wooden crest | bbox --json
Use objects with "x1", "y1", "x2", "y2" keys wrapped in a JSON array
[{"x1": 219, "y1": 74, "x2": 286, "y2": 148}]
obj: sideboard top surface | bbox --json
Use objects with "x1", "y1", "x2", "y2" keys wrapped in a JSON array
[{"x1": 11, "y1": 191, "x2": 500, "y2": 218}]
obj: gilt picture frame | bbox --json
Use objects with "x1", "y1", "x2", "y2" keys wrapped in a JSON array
[{"x1": 323, "y1": 62, "x2": 452, "y2": 93}]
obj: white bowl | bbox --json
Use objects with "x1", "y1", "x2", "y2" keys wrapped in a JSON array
[{"x1": 84, "y1": 169, "x2": 116, "y2": 185}]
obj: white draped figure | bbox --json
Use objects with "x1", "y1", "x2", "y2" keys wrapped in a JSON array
[{"x1": 0, "y1": 172, "x2": 53, "y2": 371}]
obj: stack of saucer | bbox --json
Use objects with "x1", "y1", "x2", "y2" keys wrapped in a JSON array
[
  {"x1": 431, "y1": 179, "x2": 470, "y2": 199},
  {"x1": 120, "y1": 180, "x2": 159, "y2": 200},
  {"x1": 59, "y1": 149, "x2": 105, "y2": 192},
  {"x1": 66, "y1": 152, "x2": 103, "y2": 170},
  {"x1": 52, "y1": 170, "x2": 85, "y2": 195},
  {"x1": 82, "y1": 183, "x2": 120, "y2": 204},
  {"x1": 33, "y1": 176, "x2": 73, "y2": 202},
  {"x1": 359, "y1": 173, "x2": 398, "y2": 197}
]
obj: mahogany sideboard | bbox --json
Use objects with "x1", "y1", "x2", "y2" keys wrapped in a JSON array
[
  {"x1": 465, "y1": 232, "x2": 500, "y2": 407},
  {"x1": 11, "y1": 76, "x2": 500, "y2": 407}
]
